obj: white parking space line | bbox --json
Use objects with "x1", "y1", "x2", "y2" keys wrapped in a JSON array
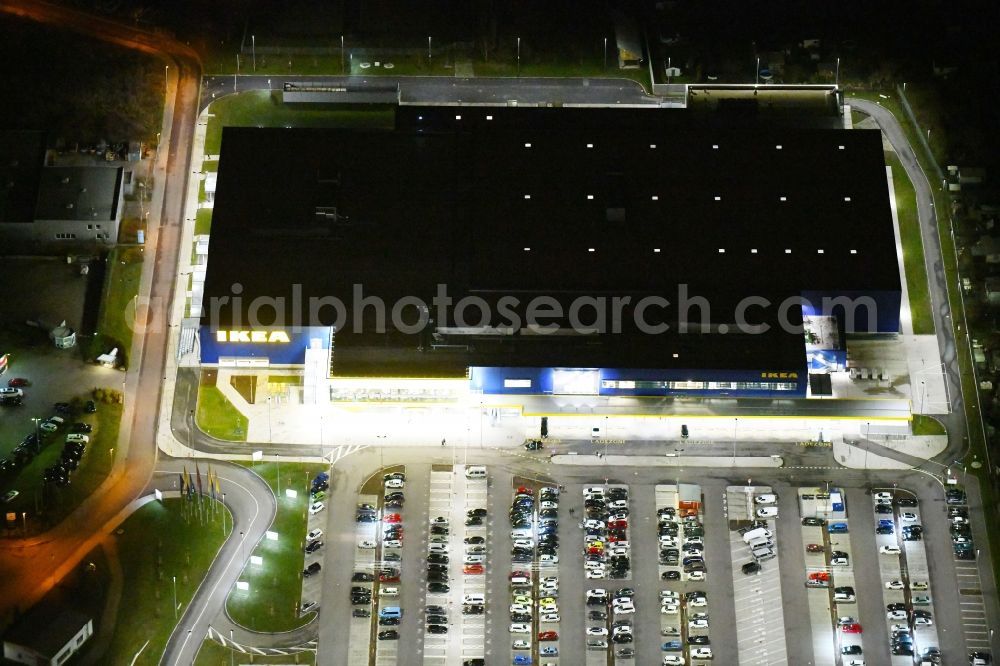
[{"x1": 348, "y1": 492, "x2": 379, "y2": 665}]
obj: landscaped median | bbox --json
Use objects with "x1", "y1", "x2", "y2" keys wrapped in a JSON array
[
  {"x1": 89, "y1": 246, "x2": 144, "y2": 369},
  {"x1": 224, "y1": 461, "x2": 327, "y2": 632},
  {"x1": 104, "y1": 498, "x2": 229, "y2": 664}
]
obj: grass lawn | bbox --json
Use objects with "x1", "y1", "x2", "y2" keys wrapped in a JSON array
[
  {"x1": 88, "y1": 246, "x2": 144, "y2": 370},
  {"x1": 103, "y1": 498, "x2": 229, "y2": 665},
  {"x1": 911, "y1": 414, "x2": 945, "y2": 436},
  {"x1": 5, "y1": 401, "x2": 120, "y2": 535},
  {"x1": 224, "y1": 461, "x2": 326, "y2": 632},
  {"x1": 195, "y1": 208, "x2": 213, "y2": 236},
  {"x1": 203, "y1": 91, "x2": 395, "y2": 155},
  {"x1": 195, "y1": 639, "x2": 315, "y2": 665},
  {"x1": 196, "y1": 370, "x2": 248, "y2": 442},
  {"x1": 885, "y1": 150, "x2": 934, "y2": 335}
]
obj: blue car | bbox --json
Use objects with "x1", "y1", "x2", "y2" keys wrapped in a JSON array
[
  {"x1": 513, "y1": 656, "x2": 533, "y2": 665},
  {"x1": 662, "y1": 641, "x2": 683, "y2": 651},
  {"x1": 878, "y1": 519, "x2": 894, "y2": 527},
  {"x1": 540, "y1": 646, "x2": 558, "y2": 656},
  {"x1": 828, "y1": 522, "x2": 849, "y2": 533}
]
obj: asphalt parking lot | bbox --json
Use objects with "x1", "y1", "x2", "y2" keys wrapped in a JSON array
[{"x1": 321, "y1": 462, "x2": 990, "y2": 666}]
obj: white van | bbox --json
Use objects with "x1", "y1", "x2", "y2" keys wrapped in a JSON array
[
  {"x1": 379, "y1": 587, "x2": 399, "y2": 597},
  {"x1": 463, "y1": 594, "x2": 485, "y2": 605},
  {"x1": 756, "y1": 506, "x2": 779, "y2": 519},
  {"x1": 752, "y1": 546, "x2": 775, "y2": 561},
  {"x1": 741, "y1": 527, "x2": 772, "y2": 544},
  {"x1": 465, "y1": 466, "x2": 487, "y2": 479},
  {"x1": 748, "y1": 537, "x2": 773, "y2": 550},
  {"x1": 65, "y1": 433, "x2": 90, "y2": 444}
]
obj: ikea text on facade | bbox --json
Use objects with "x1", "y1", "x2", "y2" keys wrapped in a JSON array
[{"x1": 215, "y1": 330, "x2": 291, "y2": 344}]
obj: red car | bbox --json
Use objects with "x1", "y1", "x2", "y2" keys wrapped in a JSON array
[
  {"x1": 516, "y1": 486, "x2": 534, "y2": 496},
  {"x1": 840, "y1": 623, "x2": 862, "y2": 634},
  {"x1": 509, "y1": 570, "x2": 530, "y2": 580},
  {"x1": 538, "y1": 631, "x2": 558, "y2": 641},
  {"x1": 464, "y1": 564, "x2": 484, "y2": 575},
  {"x1": 806, "y1": 544, "x2": 825, "y2": 553},
  {"x1": 808, "y1": 572, "x2": 830, "y2": 582},
  {"x1": 587, "y1": 546, "x2": 604, "y2": 555},
  {"x1": 607, "y1": 534, "x2": 625, "y2": 543},
  {"x1": 7, "y1": 378, "x2": 29, "y2": 387},
  {"x1": 383, "y1": 513, "x2": 402, "y2": 523},
  {"x1": 379, "y1": 573, "x2": 400, "y2": 583},
  {"x1": 608, "y1": 520, "x2": 628, "y2": 530}
]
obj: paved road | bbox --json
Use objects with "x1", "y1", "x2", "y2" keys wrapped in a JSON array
[
  {"x1": 0, "y1": 0, "x2": 200, "y2": 626},
  {"x1": 200, "y1": 74, "x2": 659, "y2": 112}
]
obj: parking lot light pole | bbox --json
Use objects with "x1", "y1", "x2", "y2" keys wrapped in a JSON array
[
  {"x1": 172, "y1": 575, "x2": 178, "y2": 619},
  {"x1": 340, "y1": 35, "x2": 345, "y2": 74},
  {"x1": 516, "y1": 37, "x2": 520, "y2": 77},
  {"x1": 252, "y1": 35, "x2": 256, "y2": 72},
  {"x1": 221, "y1": 492, "x2": 226, "y2": 536},
  {"x1": 31, "y1": 418, "x2": 41, "y2": 453}
]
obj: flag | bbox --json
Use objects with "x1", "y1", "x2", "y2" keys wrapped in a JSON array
[
  {"x1": 196, "y1": 462, "x2": 203, "y2": 497},
  {"x1": 209, "y1": 467, "x2": 216, "y2": 501},
  {"x1": 185, "y1": 466, "x2": 194, "y2": 499},
  {"x1": 215, "y1": 472, "x2": 222, "y2": 498},
  {"x1": 178, "y1": 471, "x2": 185, "y2": 495}
]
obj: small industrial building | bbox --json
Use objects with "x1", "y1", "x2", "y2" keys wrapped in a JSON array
[
  {"x1": 194, "y1": 106, "x2": 901, "y2": 403},
  {"x1": 0, "y1": 131, "x2": 124, "y2": 247},
  {"x1": 2, "y1": 604, "x2": 93, "y2": 666}
]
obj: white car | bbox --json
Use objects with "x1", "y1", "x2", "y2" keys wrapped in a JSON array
[
  {"x1": 540, "y1": 501, "x2": 558, "y2": 510},
  {"x1": 874, "y1": 491, "x2": 893, "y2": 500},
  {"x1": 431, "y1": 516, "x2": 448, "y2": 525},
  {"x1": 512, "y1": 640, "x2": 530, "y2": 650},
  {"x1": 660, "y1": 590, "x2": 679, "y2": 599},
  {"x1": 912, "y1": 580, "x2": 929, "y2": 590},
  {"x1": 540, "y1": 613, "x2": 560, "y2": 623},
  {"x1": 510, "y1": 603, "x2": 531, "y2": 614},
  {"x1": 540, "y1": 583, "x2": 559, "y2": 593},
  {"x1": 584, "y1": 486, "x2": 606, "y2": 495},
  {"x1": 539, "y1": 603, "x2": 558, "y2": 614},
  {"x1": 586, "y1": 627, "x2": 608, "y2": 636},
  {"x1": 307, "y1": 529, "x2": 323, "y2": 541},
  {"x1": 885, "y1": 580, "x2": 905, "y2": 590},
  {"x1": 466, "y1": 545, "x2": 486, "y2": 554},
  {"x1": 584, "y1": 519, "x2": 606, "y2": 530},
  {"x1": 662, "y1": 657, "x2": 685, "y2": 666},
  {"x1": 609, "y1": 547, "x2": 629, "y2": 557},
  {"x1": 541, "y1": 576, "x2": 559, "y2": 584},
  {"x1": 309, "y1": 502, "x2": 325, "y2": 514},
  {"x1": 509, "y1": 623, "x2": 531, "y2": 633},
  {"x1": 831, "y1": 555, "x2": 849, "y2": 566},
  {"x1": 464, "y1": 555, "x2": 485, "y2": 564},
  {"x1": 913, "y1": 616, "x2": 934, "y2": 626},
  {"x1": 608, "y1": 500, "x2": 629, "y2": 510},
  {"x1": 687, "y1": 571, "x2": 706, "y2": 581},
  {"x1": 756, "y1": 506, "x2": 778, "y2": 518},
  {"x1": 886, "y1": 610, "x2": 908, "y2": 620},
  {"x1": 845, "y1": 661, "x2": 865, "y2": 666},
  {"x1": 685, "y1": 536, "x2": 704, "y2": 545},
  {"x1": 358, "y1": 539, "x2": 376, "y2": 549},
  {"x1": 585, "y1": 560, "x2": 606, "y2": 570},
  {"x1": 613, "y1": 603, "x2": 635, "y2": 615},
  {"x1": 384, "y1": 539, "x2": 402, "y2": 548},
  {"x1": 691, "y1": 647, "x2": 713, "y2": 659},
  {"x1": 879, "y1": 545, "x2": 901, "y2": 555},
  {"x1": 659, "y1": 535, "x2": 678, "y2": 546},
  {"x1": 587, "y1": 588, "x2": 607, "y2": 598},
  {"x1": 689, "y1": 619, "x2": 709, "y2": 629},
  {"x1": 513, "y1": 539, "x2": 534, "y2": 548},
  {"x1": 385, "y1": 479, "x2": 404, "y2": 489},
  {"x1": 586, "y1": 568, "x2": 606, "y2": 579},
  {"x1": 837, "y1": 616, "x2": 856, "y2": 625},
  {"x1": 900, "y1": 512, "x2": 918, "y2": 522},
  {"x1": 754, "y1": 494, "x2": 777, "y2": 504},
  {"x1": 688, "y1": 596, "x2": 707, "y2": 607},
  {"x1": 379, "y1": 587, "x2": 399, "y2": 596},
  {"x1": 541, "y1": 486, "x2": 560, "y2": 495},
  {"x1": 539, "y1": 554, "x2": 559, "y2": 564},
  {"x1": 661, "y1": 603, "x2": 679, "y2": 614}
]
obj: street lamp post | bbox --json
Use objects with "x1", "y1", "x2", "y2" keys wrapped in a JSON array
[
  {"x1": 252, "y1": 34, "x2": 256, "y2": 72},
  {"x1": 755, "y1": 56, "x2": 760, "y2": 85},
  {"x1": 835, "y1": 57, "x2": 840, "y2": 87},
  {"x1": 428, "y1": 36, "x2": 432, "y2": 61},
  {"x1": 516, "y1": 37, "x2": 520, "y2": 77},
  {"x1": 603, "y1": 37, "x2": 607, "y2": 70},
  {"x1": 221, "y1": 492, "x2": 227, "y2": 537},
  {"x1": 235, "y1": 55, "x2": 238, "y2": 91},
  {"x1": 31, "y1": 418, "x2": 41, "y2": 453},
  {"x1": 732, "y1": 418, "x2": 738, "y2": 463},
  {"x1": 172, "y1": 575, "x2": 178, "y2": 619},
  {"x1": 341, "y1": 35, "x2": 345, "y2": 74},
  {"x1": 164, "y1": 65, "x2": 169, "y2": 98}
]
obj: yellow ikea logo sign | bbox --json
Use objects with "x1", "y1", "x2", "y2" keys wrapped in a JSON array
[
  {"x1": 761, "y1": 372, "x2": 799, "y2": 379},
  {"x1": 216, "y1": 330, "x2": 291, "y2": 343}
]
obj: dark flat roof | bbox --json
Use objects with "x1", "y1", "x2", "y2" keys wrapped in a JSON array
[
  {"x1": 3, "y1": 603, "x2": 90, "y2": 657},
  {"x1": 202, "y1": 107, "x2": 898, "y2": 375},
  {"x1": 35, "y1": 166, "x2": 123, "y2": 222}
]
